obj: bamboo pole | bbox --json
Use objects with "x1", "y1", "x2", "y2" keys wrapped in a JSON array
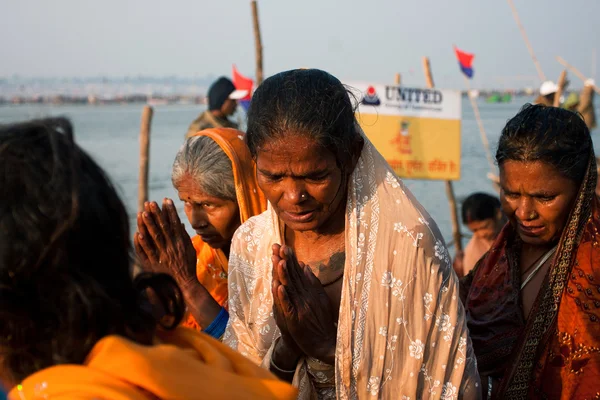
[
  {"x1": 422, "y1": 57, "x2": 463, "y2": 253},
  {"x1": 553, "y1": 70, "x2": 567, "y2": 107},
  {"x1": 251, "y1": 0, "x2": 264, "y2": 85},
  {"x1": 463, "y1": 76, "x2": 495, "y2": 173},
  {"x1": 556, "y1": 56, "x2": 600, "y2": 95},
  {"x1": 506, "y1": 0, "x2": 546, "y2": 82},
  {"x1": 394, "y1": 73, "x2": 401, "y2": 85},
  {"x1": 138, "y1": 105, "x2": 153, "y2": 213}
]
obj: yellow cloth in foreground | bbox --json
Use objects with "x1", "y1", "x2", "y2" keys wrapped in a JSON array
[{"x1": 9, "y1": 327, "x2": 296, "y2": 400}]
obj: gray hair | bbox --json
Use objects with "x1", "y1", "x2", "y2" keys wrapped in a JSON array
[{"x1": 171, "y1": 136, "x2": 236, "y2": 201}]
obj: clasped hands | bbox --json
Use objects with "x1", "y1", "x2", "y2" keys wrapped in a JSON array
[{"x1": 271, "y1": 244, "x2": 337, "y2": 366}]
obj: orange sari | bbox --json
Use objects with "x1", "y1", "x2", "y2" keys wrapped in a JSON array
[
  {"x1": 182, "y1": 128, "x2": 266, "y2": 330},
  {"x1": 462, "y1": 153, "x2": 600, "y2": 399},
  {"x1": 8, "y1": 327, "x2": 296, "y2": 399}
]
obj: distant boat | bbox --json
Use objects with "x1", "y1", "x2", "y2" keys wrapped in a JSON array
[{"x1": 486, "y1": 92, "x2": 512, "y2": 103}]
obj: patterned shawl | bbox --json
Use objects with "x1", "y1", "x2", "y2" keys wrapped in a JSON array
[
  {"x1": 224, "y1": 135, "x2": 480, "y2": 399},
  {"x1": 462, "y1": 151, "x2": 600, "y2": 399}
]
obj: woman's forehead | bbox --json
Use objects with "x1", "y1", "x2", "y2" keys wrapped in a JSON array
[
  {"x1": 256, "y1": 136, "x2": 336, "y2": 169},
  {"x1": 500, "y1": 160, "x2": 574, "y2": 191}
]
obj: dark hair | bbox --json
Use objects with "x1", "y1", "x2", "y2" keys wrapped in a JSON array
[
  {"x1": 496, "y1": 104, "x2": 592, "y2": 184},
  {"x1": 245, "y1": 69, "x2": 362, "y2": 169},
  {"x1": 208, "y1": 77, "x2": 236, "y2": 111},
  {"x1": 461, "y1": 192, "x2": 501, "y2": 224},
  {"x1": 0, "y1": 118, "x2": 184, "y2": 383}
]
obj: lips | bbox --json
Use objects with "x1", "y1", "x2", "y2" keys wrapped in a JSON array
[
  {"x1": 283, "y1": 209, "x2": 316, "y2": 223},
  {"x1": 518, "y1": 223, "x2": 545, "y2": 237},
  {"x1": 197, "y1": 231, "x2": 219, "y2": 242}
]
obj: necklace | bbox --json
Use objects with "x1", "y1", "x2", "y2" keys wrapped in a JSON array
[{"x1": 520, "y1": 246, "x2": 557, "y2": 290}]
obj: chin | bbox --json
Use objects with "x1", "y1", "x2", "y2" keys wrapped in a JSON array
[
  {"x1": 518, "y1": 233, "x2": 556, "y2": 247},
  {"x1": 281, "y1": 218, "x2": 323, "y2": 233}
]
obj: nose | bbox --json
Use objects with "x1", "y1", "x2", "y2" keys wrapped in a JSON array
[
  {"x1": 282, "y1": 179, "x2": 309, "y2": 204},
  {"x1": 515, "y1": 197, "x2": 536, "y2": 221},
  {"x1": 189, "y1": 206, "x2": 209, "y2": 229}
]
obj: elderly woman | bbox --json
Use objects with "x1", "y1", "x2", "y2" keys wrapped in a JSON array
[
  {"x1": 461, "y1": 105, "x2": 600, "y2": 399},
  {"x1": 134, "y1": 128, "x2": 265, "y2": 338},
  {"x1": 223, "y1": 69, "x2": 480, "y2": 399},
  {"x1": 0, "y1": 119, "x2": 295, "y2": 399}
]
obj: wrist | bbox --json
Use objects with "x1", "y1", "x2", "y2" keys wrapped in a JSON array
[
  {"x1": 272, "y1": 336, "x2": 302, "y2": 370},
  {"x1": 314, "y1": 337, "x2": 336, "y2": 365}
]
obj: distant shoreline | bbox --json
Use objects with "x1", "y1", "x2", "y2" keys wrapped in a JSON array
[
  {"x1": 0, "y1": 90, "x2": 543, "y2": 107},
  {"x1": 0, "y1": 94, "x2": 207, "y2": 106}
]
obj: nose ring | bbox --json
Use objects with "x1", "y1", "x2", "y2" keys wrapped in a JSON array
[
  {"x1": 300, "y1": 193, "x2": 307, "y2": 200},
  {"x1": 529, "y1": 211, "x2": 538, "y2": 220}
]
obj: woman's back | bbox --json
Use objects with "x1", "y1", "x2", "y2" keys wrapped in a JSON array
[{"x1": 0, "y1": 118, "x2": 295, "y2": 400}]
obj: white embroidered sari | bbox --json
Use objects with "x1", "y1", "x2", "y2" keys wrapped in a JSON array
[{"x1": 224, "y1": 137, "x2": 481, "y2": 399}]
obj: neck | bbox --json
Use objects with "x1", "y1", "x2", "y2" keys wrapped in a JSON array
[
  {"x1": 221, "y1": 243, "x2": 231, "y2": 258},
  {"x1": 521, "y1": 241, "x2": 556, "y2": 257}
]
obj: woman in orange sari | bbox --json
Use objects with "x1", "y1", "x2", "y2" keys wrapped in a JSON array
[
  {"x1": 461, "y1": 104, "x2": 600, "y2": 399},
  {"x1": 134, "y1": 128, "x2": 266, "y2": 337},
  {"x1": 0, "y1": 118, "x2": 294, "y2": 399}
]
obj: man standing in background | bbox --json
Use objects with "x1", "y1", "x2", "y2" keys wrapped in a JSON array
[{"x1": 186, "y1": 77, "x2": 248, "y2": 137}]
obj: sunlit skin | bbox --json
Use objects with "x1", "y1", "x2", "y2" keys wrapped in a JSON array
[
  {"x1": 256, "y1": 134, "x2": 346, "y2": 235},
  {"x1": 500, "y1": 160, "x2": 578, "y2": 320},
  {"x1": 175, "y1": 173, "x2": 240, "y2": 256},
  {"x1": 500, "y1": 160, "x2": 578, "y2": 247}
]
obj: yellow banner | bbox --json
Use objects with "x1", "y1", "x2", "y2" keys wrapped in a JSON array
[{"x1": 349, "y1": 83, "x2": 462, "y2": 181}]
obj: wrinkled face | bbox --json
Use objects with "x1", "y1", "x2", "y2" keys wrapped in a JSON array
[
  {"x1": 500, "y1": 160, "x2": 578, "y2": 246},
  {"x1": 256, "y1": 134, "x2": 347, "y2": 233},
  {"x1": 221, "y1": 98, "x2": 238, "y2": 116},
  {"x1": 466, "y1": 217, "x2": 498, "y2": 242},
  {"x1": 174, "y1": 173, "x2": 240, "y2": 249}
]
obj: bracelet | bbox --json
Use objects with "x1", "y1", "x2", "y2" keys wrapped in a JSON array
[
  {"x1": 270, "y1": 357, "x2": 297, "y2": 375},
  {"x1": 202, "y1": 307, "x2": 229, "y2": 339},
  {"x1": 487, "y1": 376, "x2": 493, "y2": 399},
  {"x1": 270, "y1": 337, "x2": 298, "y2": 374}
]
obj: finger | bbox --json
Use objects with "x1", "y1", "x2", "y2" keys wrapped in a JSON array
[
  {"x1": 137, "y1": 212, "x2": 150, "y2": 239},
  {"x1": 302, "y1": 263, "x2": 323, "y2": 288},
  {"x1": 272, "y1": 243, "x2": 281, "y2": 258},
  {"x1": 279, "y1": 244, "x2": 288, "y2": 261},
  {"x1": 143, "y1": 210, "x2": 166, "y2": 252},
  {"x1": 136, "y1": 230, "x2": 161, "y2": 265},
  {"x1": 133, "y1": 233, "x2": 151, "y2": 267},
  {"x1": 164, "y1": 198, "x2": 183, "y2": 235},
  {"x1": 157, "y1": 200, "x2": 176, "y2": 248},
  {"x1": 278, "y1": 260, "x2": 291, "y2": 287},
  {"x1": 278, "y1": 286, "x2": 295, "y2": 317},
  {"x1": 281, "y1": 246, "x2": 306, "y2": 286}
]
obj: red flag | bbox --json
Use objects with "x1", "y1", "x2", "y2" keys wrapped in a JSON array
[
  {"x1": 232, "y1": 65, "x2": 253, "y2": 101},
  {"x1": 454, "y1": 46, "x2": 475, "y2": 78}
]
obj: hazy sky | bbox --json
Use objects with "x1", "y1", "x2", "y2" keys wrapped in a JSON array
[{"x1": 1, "y1": 0, "x2": 598, "y2": 89}]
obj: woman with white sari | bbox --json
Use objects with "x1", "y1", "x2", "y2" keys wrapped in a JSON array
[{"x1": 223, "y1": 69, "x2": 480, "y2": 399}]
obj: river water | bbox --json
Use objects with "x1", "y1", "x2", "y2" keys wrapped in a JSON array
[{"x1": 2, "y1": 99, "x2": 599, "y2": 253}]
